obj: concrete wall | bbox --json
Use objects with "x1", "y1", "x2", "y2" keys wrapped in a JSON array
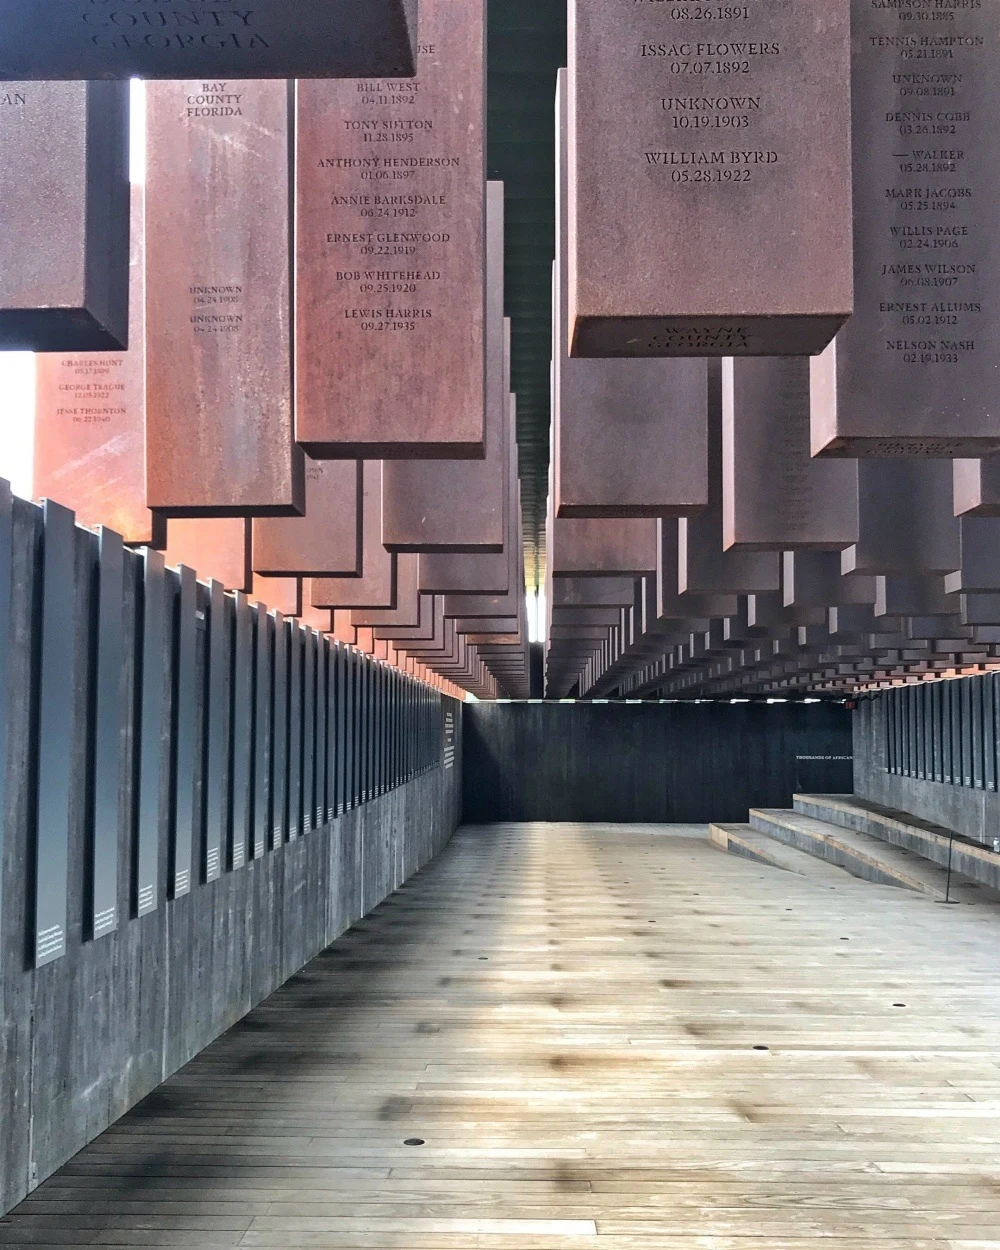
[
  {"x1": 0, "y1": 492, "x2": 463, "y2": 1216},
  {"x1": 464, "y1": 700, "x2": 853, "y2": 824},
  {"x1": 854, "y1": 690, "x2": 996, "y2": 845}
]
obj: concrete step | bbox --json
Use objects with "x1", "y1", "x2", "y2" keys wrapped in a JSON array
[
  {"x1": 747, "y1": 808, "x2": 997, "y2": 906},
  {"x1": 709, "y1": 823, "x2": 856, "y2": 884},
  {"x1": 794, "y1": 792, "x2": 1000, "y2": 892}
]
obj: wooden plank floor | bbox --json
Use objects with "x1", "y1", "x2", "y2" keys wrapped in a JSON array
[{"x1": 4, "y1": 820, "x2": 1000, "y2": 1248}]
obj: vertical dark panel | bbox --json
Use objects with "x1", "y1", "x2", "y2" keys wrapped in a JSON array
[
  {"x1": 317, "y1": 636, "x2": 329, "y2": 827},
  {"x1": 170, "y1": 565, "x2": 197, "y2": 898},
  {"x1": 350, "y1": 650, "x2": 360, "y2": 808},
  {"x1": 271, "y1": 611, "x2": 288, "y2": 849},
  {"x1": 333, "y1": 644, "x2": 345, "y2": 817},
  {"x1": 942, "y1": 679, "x2": 954, "y2": 785},
  {"x1": 252, "y1": 603, "x2": 272, "y2": 859},
  {"x1": 34, "y1": 499, "x2": 76, "y2": 966},
  {"x1": 961, "y1": 679, "x2": 974, "y2": 787},
  {"x1": 326, "y1": 640, "x2": 337, "y2": 822},
  {"x1": 374, "y1": 663, "x2": 383, "y2": 797},
  {"x1": 229, "y1": 591, "x2": 252, "y2": 869},
  {"x1": 0, "y1": 480, "x2": 11, "y2": 943},
  {"x1": 363, "y1": 656, "x2": 372, "y2": 801},
  {"x1": 287, "y1": 622, "x2": 303, "y2": 839},
  {"x1": 972, "y1": 676, "x2": 986, "y2": 790},
  {"x1": 135, "y1": 548, "x2": 167, "y2": 917},
  {"x1": 931, "y1": 681, "x2": 944, "y2": 784},
  {"x1": 203, "y1": 579, "x2": 229, "y2": 882},
  {"x1": 886, "y1": 688, "x2": 896, "y2": 774},
  {"x1": 90, "y1": 528, "x2": 124, "y2": 938},
  {"x1": 301, "y1": 627, "x2": 316, "y2": 834},
  {"x1": 919, "y1": 683, "x2": 930, "y2": 781},
  {"x1": 987, "y1": 673, "x2": 999, "y2": 793}
]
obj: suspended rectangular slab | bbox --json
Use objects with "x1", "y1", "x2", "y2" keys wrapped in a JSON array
[
  {"x1": 811, "y1": 1, "x2": 998, "y2": 456},
  {"x1": 842, "y1": 460, "x2": 959, "y2": 577},
  {"x1": 250, "y1": 575, "x2": 301, "y2": 619},
  {"x1": 550, "y1": 518, "x2": 657, "y2": 578},
  {"x1": 311, "y1": 463, "x2": 396, "y2": 610},
  {"x1": 382, "y1": 184, "x2": 505, "y2": 550},
  {"x1": 553, "y1": 70, "x2": 707, "y2": 517},
  {"x1": 295, "y1": 0, "x2": 487, "y2": 458},
  {"x1": 34, "y1": 184, "x2": 162, "y2": 547},
  {"x1": 944, "y1": 518, "x2": 1000, "y2": 594},
  {"x1": 954, "y1": 460, "x2": 1000, "y2": 518},
  {"x1": 782, "y1": 551, "x2": 875, "y2": 611},
  {"x1": 552, "y1": 577, "x2": 637, "y2": 609},
  {"x1": 678, "y1": 363, "x2": 780, "y2": 595},
  {"x1": 722, "y1": 357, "x2": 858, "y2": 551},
  {"x1": 252, "y1": 460, "x2": 362, "y2": 577},
  {"x1": 352, "y1": 554, "x2": 420, "y2": 628},
  {"x1": 0, "y1": 2, "x2": 417, "y2": 80},
  {"x1": 163, "y1": 518, "x2": 251, "y2": 591},
  {"x1": 145, "y1": 80, "x2": 303, "y2": 517},
  {"x1": 0, "y1": 81, "x2": 128, "y2": 350},
  {"x1": 567, "y1": 0, "x2": 852, "y2": 357}
]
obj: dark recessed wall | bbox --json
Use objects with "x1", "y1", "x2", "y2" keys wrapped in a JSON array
[{"x1": 463, "y1": 701, "x2": 853, "y2": 824}]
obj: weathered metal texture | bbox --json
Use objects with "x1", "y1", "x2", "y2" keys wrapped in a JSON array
[
  {"x1": 550, "y1": 517, "x2": 657, "y2": 578},
  {"x1": 373, "y1": 592, "x2": 437, "y2": 642},
  {"x1": 135, "y1": 547, "x2": 167, "y2": 918},
  {"x1": 311, "y1": 464, "x2": 396, "y2": 610},
  {"x1": 954, "y1": 460, "x2": 1000, "y2": 518},
  {"x1": 782, "y1": 551, "x2": 875, "y2": 612},
  {"x1": 567, "y1": 0, "x2": 852, "y2": 357},
  {"x1": 722, "y1": 357, "x2": 858, "y2": 551},
  {"x1": 418, "y1": 396, "x2": 519, "y2": 593},
  {"x1": 295, "y1": 0, "x2": 486, "y2": 458},
  {"x1": 252, "y1": 460, "x2": 362, "y2": 577},
  {"x1": 0, "y1": 482, "x2": 10, "y2": 947},
  {"x1": 0, "y1": 484, "x2": 462, "y2": 1216},
  {"x1": 33, "y1": 501, "x2": 77, "y2": 967},
  {"x1": 145, "y1": 80, "x2": 304, "y2": 517},
  {"x1": 842, "y1": 460, "x2": 959, "y2": 577},
  {"x1": 553, "y1": 71, "x2": 707, "y2": 517},
  {"x1": 678, "y1": 363, "x2": 780, "y2": 595},
  {"x1": 943, "y1": 518, "x2": 1000, "y2": 594},
  {"x1": 251, "y1": 602, "x2": 272, "y2": 859},
  {"x1": 875, "y1": 575, "x2": 953, "y2": 619},
  {"x1": 0, "y1": 81, "x2": 128, "y2": 351},
  {"x1": 229, "y1": 591, "x2": 252, "y2": 870},
  {"x1": 90, "y1": 528, "x2": 124, "y2": 938},
  {"x1": 250, "y1": 575, "x2": 302, "y2": 619},
  {"x1": 163, "y1": 519, "x2": 251, "y2": 592},
  {"x1": 202, "y1": 580, "x2": 230, "y2": 882},
  {"x1": 381, "y1": 184, "x2": 505, "y2": 550},
  {"x1": 552, "y1": 577, "x2": 637, "y2": 608},
  {"x1": 35, "y1": 186, "x2": 162, "y2": 547},
  {"x1": 353, "y1": 554, "x2": 421, "y2": 628},
  {"x1": 811, "y1": 0, "x2": 997, "y2": 456},
  {"x1": 171, "y1": 564, "x2": 197, "y2": 899},
  {"x1": 0, "y1": 1, "x2": 418, "y2": 79}
]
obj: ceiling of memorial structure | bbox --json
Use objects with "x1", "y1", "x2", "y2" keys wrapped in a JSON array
[{"x1": 487, "y1": 0, "x2": 566, "y2": 593}]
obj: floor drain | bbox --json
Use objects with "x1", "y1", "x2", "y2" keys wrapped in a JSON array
[
  {"x1": 478, "y1": 956, "x2": 488, "y2": 960},
  {"x1": 893, "y1": 1003, "x2": 907, "y2": 1008},
  {"x1": 753, "y1": 1045, "x2": 770, "y2": 1052},
  {"x1": 404, "y1": 1138, "x2": 425, "y2": 1147}
]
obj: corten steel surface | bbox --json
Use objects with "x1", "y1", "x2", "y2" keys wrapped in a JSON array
[
  {"x1": 0, "y1": 0, "x2": 417, "y2": 79},
  {"x1": 163, "y1": 518, "x2": 251, "y2": 591},
  {"x1": 250, "y1": 574, "x2": 301, "y2": 618},
  {"x1": 842, "y1": 460, "x2": 959, "y2": 577},
  {"x1": 373, "y1": 592, "x2": 437, "y2": 642},
  {"x1": 145, "y1": 80, "x2": 304, "y2": 517},
  {"x1": 0, "y1": 81, "x2": 128, "y2": 351},
  {"x1": 678, "y1": 363, "x2": 780, "y2": 595},
  {"x1": 252, "y1": 460, "x2": 362, "y2": 577},
  {"x1": 418, "y1": 396, "x2": 519, "y2": 593},
  {"x1": 955, "y1": 461, "x2": 1000, "y2": 518},
  {"x1": 550, "y1": 518, "x2": 657, "y2": 578},
  {"x1": 381, "y1": 184, "x2": 505, "y2": 550},
  {"x1": 34, "y1": 186, "x2": 163, "y2": 548},
  {"x1": 782, "y1": 551, "x2": 876, "y2": 612},
  {"x1": 552, "y1": 577, "x2": 637, "y2": 608},
  {"x1": 311, "y1": 464, "x2": 396, "y2": 610},
  {"x1": 352, "y1": 554, "x2": 421, "y2": 628},
  {"x1": 567, "y1": 0, "x2": 852, "y2": 357},
  {"x1": 722, "y1": 357, "x2": 858, "y2": 551},
  {"x1": 656, "y1": 518, "x2": 736, "y2": 623},
  {"x1": 295, "y1": 0, "x2": 486, "y2": 459},
  {"x1": 811, "y1": 1, "x2": 997, "y2": 456},
  {"x1": 553, "y1": 71, "x2": 707, "y2": 518}
]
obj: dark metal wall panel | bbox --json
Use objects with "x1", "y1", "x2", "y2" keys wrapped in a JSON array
[
  {"x1": 90, "y1": 528, "x2": 124, "y2": 939},
  {"x1": 0, "y1": 480, "x2": 11, "y2": 943},
  {"x1": 302, "y1": 628, "x2": 316, "y2": 835},
  {"x1": 136, "y1": 547, "x2": 168, "y2": 917},
  {"x1": 34, "y1": 500, "x2": 77, "y2": 966},
  {"x1": 252, "y1": 603, "x2": 272, "y2": 860},
  {"x1": 972, "y1": 677, "x2": 986, "y2": 790},
  {"x1": 961, "y1": 679, "x2": 974, "y2": 787},
  {"x1": 334, "y1": 645, "x2": 346, "y2": 817},
  {"x1": 203, "y1": 580, "x2": 230, "y2": 883},
  {"x1": 931, "y1": 681, "x2": 944, "y2": 784},
  {"x1": 464, "y1": 701, "x2": 853, "y2": 824},
  {"x1": 229, "y1": 591, "x2": 252, "y2": 870},
  {"x1": 988, "y1": 674, "x2": 999, "y2": 793},
  {"x1": 287, "y1": 622, "x2": 303, "y2": 840},
  {"x1": 170, "y1": 566, "x2": 197, "y2": 898},
  {"x1": 271, "y1": 612, "x2": 288, "y2": 849},
  {"x1": 317, "y1": 637, "x2": 329, "y2": 828}
]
